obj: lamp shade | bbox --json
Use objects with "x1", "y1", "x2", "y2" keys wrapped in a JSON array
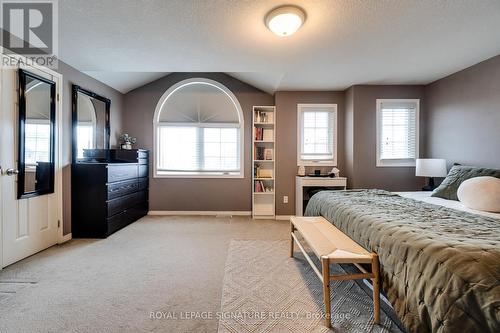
[{"x1": 416, "y1": 159, "x2": 447, "y2": 177}]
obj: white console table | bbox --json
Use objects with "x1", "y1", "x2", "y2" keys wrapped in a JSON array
[{"x1": 295, "y1": 176, "x2": 347, "y2": 216}]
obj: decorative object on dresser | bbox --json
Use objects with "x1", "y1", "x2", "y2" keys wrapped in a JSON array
[
  {"x1": 252, "y1": 106, "x2": 275, "y2": 219},
  {"x1": 415, "y1": 158, "x2": 447, "y2": 191},
  {"x1": 72, "y1": 149, "x2": 149, "y2": 238},
  {"x1": 119, "y1": 133, "x2": 137, "y2": 150}
]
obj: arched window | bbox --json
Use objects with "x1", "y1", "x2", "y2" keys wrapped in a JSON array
[{"x1": 153, "y1": 78, "x2": 244, "y2": 178}]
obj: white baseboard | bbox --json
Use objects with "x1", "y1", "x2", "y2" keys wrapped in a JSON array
[
  {"x1": 59, "y1": 233, "x2": 72, "y2": 244},
  {"x1": 275, "y1": 215, "x2": 294, "y2": 220},
  {"x1": 148, "y1": 211, "x2": 252, "y2": 216}
]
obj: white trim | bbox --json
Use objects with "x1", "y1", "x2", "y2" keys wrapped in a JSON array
[
  {"x1": 376, "y1": 99, "x2": 420, "y2": 167},
  {"x1": 148, "y1": 210, "x2": 252, "y2": 216},
  {"x1": 297, "y1": 103, "x2": 338, "y2": 167},
  {"x1": 275, "y1": 215, "x2": 294, "y2": 220},
  {"x1": 58, "y1": 233, "x2": 72, "y2": 244},
  {"x1": 153, "y1": 78, "x2": 244, "y2": 179}
]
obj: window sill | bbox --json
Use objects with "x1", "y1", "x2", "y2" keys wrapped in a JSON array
[
  {"x1": 297, "y1": 160, "x2": 336, "y2": 167},
  {"x1": 376, "y1": 160, "x2": 416, "y2": 167},
  {"x1": 154, "y1": 171, "x2": 244, "y2": 179}
]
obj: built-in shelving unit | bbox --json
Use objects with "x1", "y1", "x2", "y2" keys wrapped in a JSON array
[{"x1": 252, "y1": 106, "x2": 276, "y2": 219}]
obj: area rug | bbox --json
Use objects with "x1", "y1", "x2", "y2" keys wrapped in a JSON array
[{"x1": 217, "y1": 240, "x2": 402, "y2": 333}]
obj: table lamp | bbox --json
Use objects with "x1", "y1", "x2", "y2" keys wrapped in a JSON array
[{"x1": 416, "y1": 159, "x2": 447, "y2": 191}]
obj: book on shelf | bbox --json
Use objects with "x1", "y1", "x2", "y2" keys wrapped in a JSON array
[
  {"x1": 254, "y1": 127, "x2": 263, "y2": 141},
  {"x1": 254, "y1": 180, "x2": 273, "y2": 193},
  {"x1": 262, "y1": 128, "x2": 273, "y2": 141},
  {"x1": 254, "y1": 127, "x2": 273, "y2": 141},
  {"x1": 257, "y1": 169, "x2": 273, "y2": 178},
  {"x1": 254, "y1": 147, "x2": 274, "y2": 160}
]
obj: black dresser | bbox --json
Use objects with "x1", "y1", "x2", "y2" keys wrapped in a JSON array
[{"x1": 72, "y1": 149, "x2": 149, "y2": 238}]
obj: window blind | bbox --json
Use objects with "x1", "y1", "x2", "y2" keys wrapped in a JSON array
[
  {"x1": 76, "y1": 124, "x2": 94, "y2": 158},
  {"x1": 25, "y1": 123, "x2": 50, "y2": 165},
  {"x1": 379, "y1": 105, "x2": 417, "y2": 160},
  {"x1": 157, "y1": 125, "x2": 240, "y2": 173},
  {"x1": 299, "y1": 109, "x2": 335, "y2": 161}
]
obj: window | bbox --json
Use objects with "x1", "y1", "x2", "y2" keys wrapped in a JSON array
[
  {"x1": 76, "y1": 123, "x2": 94, "y2": 158},
  {"x1": 297, "y1": 104, "x2": 337, "y2": 166},
  {"x1": 154, "y1": 78, "x2": 244, "y2": 178},
  {"x1": 376, "y1": 99, "x2": 419, "y2": 167},
  {"x1": 25, "y1": 121, "x2": 50, "y2": 165}
]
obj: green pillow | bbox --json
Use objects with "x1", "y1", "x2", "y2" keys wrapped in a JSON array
[{"x1": 431, "y1": 165, "x2": 500, "y2": 201}]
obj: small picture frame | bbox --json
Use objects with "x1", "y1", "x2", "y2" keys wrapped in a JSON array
[{"x1": 264, "y1": 148, "x2": 273, "y2": 160}]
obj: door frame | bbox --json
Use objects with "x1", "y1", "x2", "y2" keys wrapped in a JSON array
[{"x1": 0, "y1": 54, "x2": 65, "y2": 270}]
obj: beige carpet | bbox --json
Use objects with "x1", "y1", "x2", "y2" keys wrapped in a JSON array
[
  {"x1": 0, "y1": 216, "x2": 402, "y2": 332},
  {"x1": 218, "y1": 240, "x2": 402, "y2": 333},
  {"x1": 0, "y1": 216, "x2": 289, "y2": 332}
]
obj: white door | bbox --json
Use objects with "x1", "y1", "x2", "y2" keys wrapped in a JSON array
[{"x1": 0, "y1": 56, "x2": 62, "y2": 268}]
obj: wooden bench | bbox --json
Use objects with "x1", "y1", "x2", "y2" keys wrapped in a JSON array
[{"x1": 290, "y1": 216, "x2": 380, "y2": 327}]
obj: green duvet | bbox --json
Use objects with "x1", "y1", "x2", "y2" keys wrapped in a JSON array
[{"x1": 305, "y1": 189, "x2": 500, "y2": 333}]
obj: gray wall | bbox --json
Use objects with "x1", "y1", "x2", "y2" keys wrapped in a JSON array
[
  {"x1": 122, "y1": 73, "x2": 274, "y2": 212},
  {"x1": 344, "y1": 87, "x2": 355, "y2": 186},
  {"x1": 424, "y1": 55, "x2": 500, "y2": 168},
  {"x1": 275, "y1": 91, "x2": 345, "y2": 216},
  {"x1": 346, "y1": 85, "x2": 426, "y2": 191},
  {"x1": 57, "y1": 61, "x2": 124, "y2": 235}
]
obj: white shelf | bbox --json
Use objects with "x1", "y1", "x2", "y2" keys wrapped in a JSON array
[{"x1": 252, "y1": 106, "x2": 276, "y2": 219}]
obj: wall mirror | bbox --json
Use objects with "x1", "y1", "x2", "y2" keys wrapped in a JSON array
[
  {"x1": 72, "y1": 85, "x2": 110, "y2": 161},
  {"x1": 17, "y1": 69, "x2": 56, "y2": 199}
]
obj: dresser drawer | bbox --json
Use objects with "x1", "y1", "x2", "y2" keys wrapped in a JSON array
[
  {"x1": 107, "y1": 192, "x2": 138, "y2": 217},
  {"x1": 107, "y1": 164, "x2": 138, "y2": 183},
  {"x1": 107, "y1": 179, "x2": 138, "y2": 200},
  {"x1": 138, "y1": 178, "x2": 148, "y2": 191},
  {"x1": 107, "y1": 190, "x2": 147, "y2": 217},
  {"x1": 138, "y1": 150, "x2": 148, "y2": 159},
  {"x1": 106, "y1": 202, "x2": 148, "y2": 235},
  {"x1": 138, "y1": 165, "x2": 148, "y2": 178},
  {"x1": 107, "y1": 210, "x2": 135, "y2": 235}
]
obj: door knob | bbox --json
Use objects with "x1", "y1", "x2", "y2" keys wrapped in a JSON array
[{"x1": 5, "y1": 168, "x2": 19, "y2": 176}]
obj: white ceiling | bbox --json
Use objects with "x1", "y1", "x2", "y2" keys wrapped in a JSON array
[{"x1": 59, "y1": 0, "x2": 500, "y2": 94}]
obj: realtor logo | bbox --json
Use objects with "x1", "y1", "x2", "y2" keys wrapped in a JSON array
[{"x1": 1, "y1": 0, "x2": 58, "y2": 68}]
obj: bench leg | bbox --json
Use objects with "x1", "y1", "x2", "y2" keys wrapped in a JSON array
[
  {"x1": 372, "y1": 254, "x2": 380, "y2": 324},
  {"x1": 289, "y1": 222, "x2": 295, "y2": 258},
  {"x1": 321, "y1": 257, "x2": 331, "y2": 328}
]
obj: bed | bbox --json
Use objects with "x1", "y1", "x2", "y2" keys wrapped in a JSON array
[{"x1": 304, "y1": 189, "x2": 500, "y2": 333}]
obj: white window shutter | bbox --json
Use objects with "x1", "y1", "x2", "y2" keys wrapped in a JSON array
[
  {"x1": 298, "y1": 104, "x2": 337, "y2": 165},
  {"x1": 377, "y1": 99, "x2": 419, "y2": 166}
]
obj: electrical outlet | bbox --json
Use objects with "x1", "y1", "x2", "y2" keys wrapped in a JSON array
[{"x1": 283, "y1": 196, "x2": 288, "y2": 204}]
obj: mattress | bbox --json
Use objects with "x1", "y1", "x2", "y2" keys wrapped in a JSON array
[
  {"x1": 395, "y1": 191, "x2": 500, "y2": 219},
  {"x1": 305, "y1": 189, "x2": 500, "y2": 333}
]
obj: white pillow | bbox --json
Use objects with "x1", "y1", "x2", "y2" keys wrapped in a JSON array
[{"x1": 457, "y1": 176, "x2": 500, "y2": 213}]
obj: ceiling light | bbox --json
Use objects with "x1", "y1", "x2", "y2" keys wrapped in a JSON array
[{"x1": 265, "y1": 5, "x2": 306, "y2": 37}]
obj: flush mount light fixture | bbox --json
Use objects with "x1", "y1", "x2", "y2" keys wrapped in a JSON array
[{"x1": 265, "y1": 5, "x2": 306, "y2": 37}]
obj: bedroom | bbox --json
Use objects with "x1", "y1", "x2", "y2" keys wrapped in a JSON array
[{"x1": 0, "y1": 1, "x2": 499, "y2": 333}]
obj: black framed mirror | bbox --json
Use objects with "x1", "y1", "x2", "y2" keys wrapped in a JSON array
[
  {"x1": 17, "y1": 69, "x2": 56, "y2": 199},
  {"x1": 71, "y1": 85, "x2": 111, "y2": 162}
]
